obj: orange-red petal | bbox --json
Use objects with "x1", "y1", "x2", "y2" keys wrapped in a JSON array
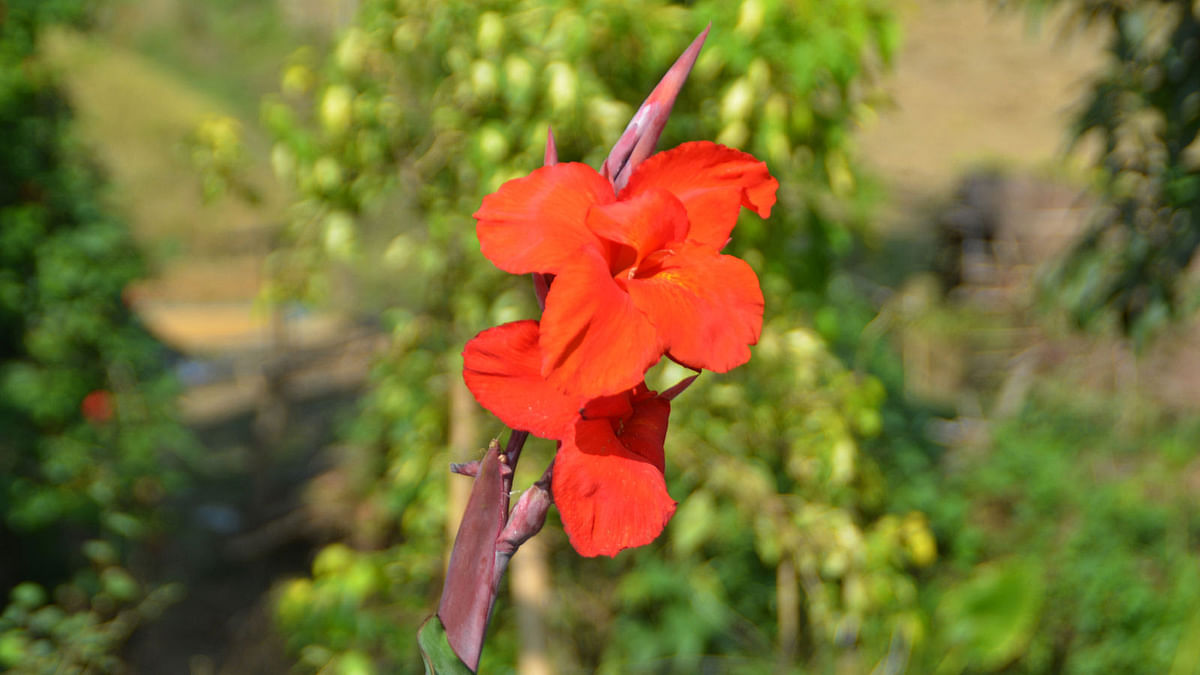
[
  {"x1": 621, "y1": 141, "x2": 778, "y2": 252},
  {"x1": 474, "y1": 163, "x2": 615, "y2": 275},
  {"x1": 626, "y1": 244, "x2": 763, "y2": 373},
  {"x1": 539, "y1": 248, "x2": 662, "y2": 398},
  {"x1": 462, "y1": 320, "x2": 583, "y2": 440},
  {"x1": 553, "y1": 394, "x2": 675, "y2": 557},
  {"x1": 585, "y1": 189, "x2": 689, "y2": 271}
]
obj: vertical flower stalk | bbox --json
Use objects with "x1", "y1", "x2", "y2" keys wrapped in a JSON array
[{"x1": 421, "y1": 25, "x2": 778, "y2": 672}]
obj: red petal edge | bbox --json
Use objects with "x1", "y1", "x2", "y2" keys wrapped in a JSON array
[
  {"x1": 620, "y1": 141, "x2": 778, "y2": 252},
  {"x1": 474, "y1": 163, "x2": 615, "y2": 275},
  {"x1": 462, "y1": 320, "x2": 583, "y2": 440}
]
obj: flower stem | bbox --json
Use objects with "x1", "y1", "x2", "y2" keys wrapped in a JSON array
[{"x1": 431, "y1": 430, "x2": 550, "y2": 672}]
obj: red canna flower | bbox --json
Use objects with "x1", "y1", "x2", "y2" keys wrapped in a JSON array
[
  {"x1": 474, "y1": 141, "x2": 778, "y2": 399},
  {"x1": 462, "y1": 320, "x2": 676, "y2": 557},
  {"x1": 81, "y1": 389, "x2": 114, "y2": 424},
  {"x1": 554, "y1": 384, "x2": 675, "y2": 557}
]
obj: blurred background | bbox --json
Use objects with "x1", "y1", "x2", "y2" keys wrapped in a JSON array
[{"x1": 2, "y1": 0, "x2": 1200, "y2": 673}]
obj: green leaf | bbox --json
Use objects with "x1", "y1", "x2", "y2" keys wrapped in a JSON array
[
  {"x1": 9, "y1": 583, "x2": 45, "y2": 610},
  {"x1": 937, "y1": 558, "x2": 1045, "y2": 671},
  {"x1": 418, "y1": 616, "x2": 474, "y2": 675},
  {"x1": 0, "y1": 631, "x2": 29, "y2": 668},
  {"x1": 1170, "y1": 607, "x2": 1200, "y2": 675},
  {"x1": 100, "y1": 567, "x2": 140, "y2": 602}
]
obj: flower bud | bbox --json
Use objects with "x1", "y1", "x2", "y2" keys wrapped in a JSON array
[
  {"x1": 747, "y1": 58, "x2": 771, "y2": 92},
  {"x1": 335, "y1": 28, "x2": 368, "y2": 75},
  {"x1": 281, "y1": 64, "x2": 314, "y2": 96},
  {"x1": 764, "y1": 93, "x2": 788, "y2": 125},
  {"x1": 323, "y1": 211, "x2": 357, "y2": 260},
  {"x1": 826, "y1": 150, "x2": 855, "y2": 197},
  {"x1": 546, "y1": 62, "x2": 577, "y2": 113},
  {"x1": 902, "y1": 512, "x2": 937, "y2": 567},
  {"x1": 320, "y1": 85, "x2": 354, "y2": 135},
  {"x1": 736, "y1": 0, "x2": 766, "y2": 38},
  {"x1": 721, "y1": 79, "x2": 754, "y2": 123},
  {"x1": 476, "y1": 11, "x2": 504, "y2": 55},
  {"x1": 314, "y1": 543, "x2": 354, "y2": 575},
  {"x1": 477, "y1": 125, "x2": 509, "y2": 163},
  {"x1": 843, "y1": 574, "x2": 868, "y2": 612},
  {"x1": 101, "y1": 568, "x2": 139, "y2": 602},
  {"x1": 695, "y1": 45, "x2": 724, "y2": 82},
  {"x1": 764, "y1": 127, "x2": 790, "y2": 165},
  {"x1": 261, "y1": 99, "x2": 294, "y2": 135},
  {"x1": 829, "y1": 437, "x2": 856, "y2": 486},
  {"x1": 717, "y1": 120, "x2": 750, "y2": 148},
  {"x1": 377, "y1": 95, "x2": 402, "y2": 129},
  {"x1": 383, "y1": 233, "x2": 415, "y2": 268},
  {"x1": 792, "y1": 105, "x2": 814, "y2": 136},
  {"x1": 313, "y1": 156, "x2": 342, "y2": 192},
  {"x1": 504, "y1": 55, "x2": 534, "y2": 107},
  {"x1": 392, "y1": 21, "x2": 417, "y2": 52},
  {"x1": 471, "y1": 60, "x2": 498, "y2": 100},
  {"x1": 197, "y1": 116, "x2": 241, "y2": 160},
  {"x1": 277, "y1": 578, "x2": 313, "y2": 624}
]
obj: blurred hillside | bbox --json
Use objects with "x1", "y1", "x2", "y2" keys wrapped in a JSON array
[{"x1": 860, "y1": 0, "x2": 1105, "y2": 196}]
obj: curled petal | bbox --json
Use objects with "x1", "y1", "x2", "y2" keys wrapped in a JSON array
[
  {"x1": 619, "y1": 392, "x2": 670, "y2": 473},
  {"x1": 579, "y1": 391, "x2": 634, "y2": 421},
  {"x1": 462, "y1": 320, "x2": 582, "y2": 440},
  {"x1": 627, "y1": 244, "x2": 763, "y2": 373},
  {"x1": 539, "y1": 248, "x2": 662, "y2": 399},
  {"x1": 474, "y1": 163, "x2": 615, "y2": 275},
  {"x1": 621, "y1": 141, "x2": 778, "y2": 251},
  {"x1": 586, "y1": 189, "x2": 689, "y2": 272},
  {"x1": 553, "y1": 395, "x2": 675, "y2": 557}
]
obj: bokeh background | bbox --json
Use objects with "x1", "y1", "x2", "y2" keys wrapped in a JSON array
[{"x1": 3, "y1": 0, "x2": 1200, "y2": 673}]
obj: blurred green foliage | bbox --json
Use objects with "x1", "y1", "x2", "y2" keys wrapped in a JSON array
[
  {"x1": 883, "y1": 393, "x2": 1200, "y2": 674},
  {"x1": 0, "y1": 545, "x2": 183, "y2": 674},
  {"x1": 1034, "y1": 0, "x2": 1200, "y2": 342},
  {"x1": 8, "y1": 0, "x2": 1199, "y2": 671},
  {"x1": 262, "y1": 0, "x2": 897, "y2": 311},
  {"x1": 0, "y1": 0, "x2": 195, "y2": 669},
  {"x1": 263, "y1": 0, "x2": 918, "y2": 672}
]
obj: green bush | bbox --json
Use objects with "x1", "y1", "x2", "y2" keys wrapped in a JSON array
[
  {"x1": 0, "y1": 1, "x2": 195, "y2": 670},
  {"x1": 888, "y1": 393, "x2": 1200, "y2": 674},
  {"x1": 1033, "y1": 0, "x2": 1200, "y2": 341}
]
